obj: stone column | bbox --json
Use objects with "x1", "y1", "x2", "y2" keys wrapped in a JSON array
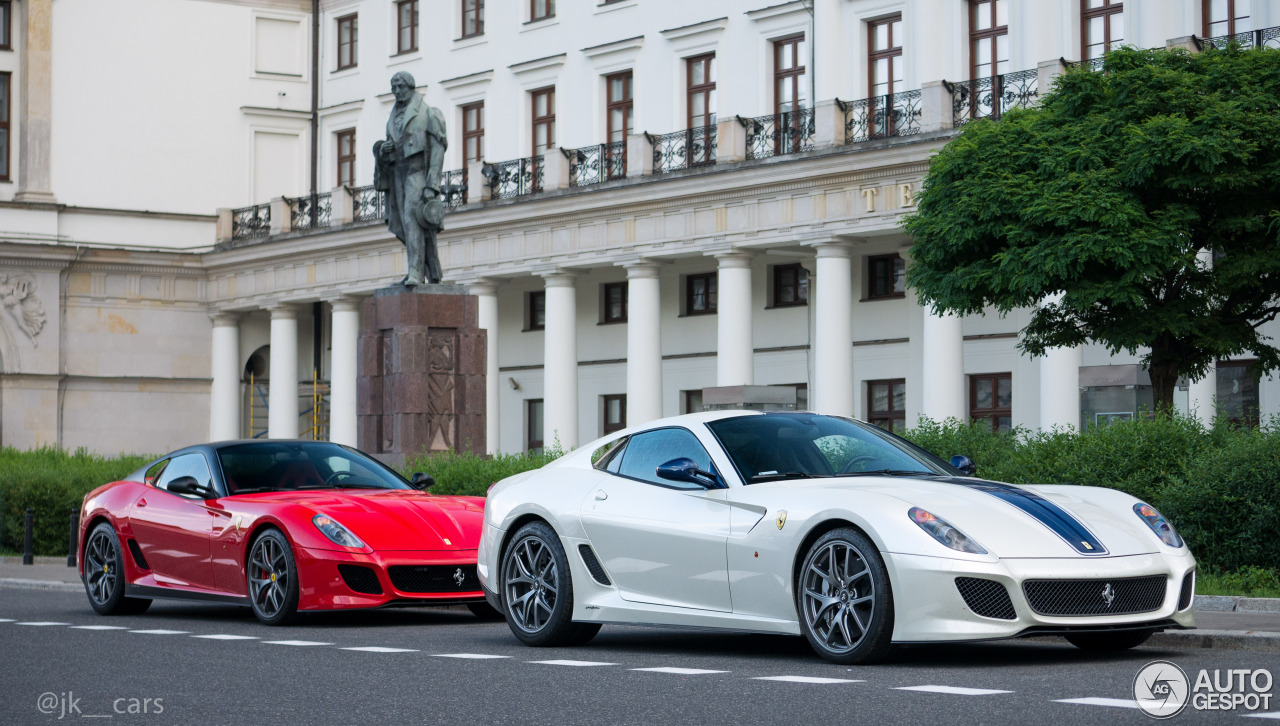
[
  {"x1": 1037, "y1": 293, "x2": 1082, "y2": 430},
  {"x1": 329, "y1": 298, "x2": 361, "y2": 446},
  {"x1": 921, "y1": 310, "x2": 966, "y2": 422},
  {"x1": 920, "y1": 81, "x2": 956, "y2": 135},
  {"x1": 267, "y1": 304, "x2": 300, "y2": 439},
  {"x1": 812, "y1": 0, "x2": 844, "y2": 102},
  {"x1": 812, "y1": 242, "x2": 854, "y2": 417},
  {"x1": 625, "y1": 133, "x2": 654, "y2": 178},
  {"x1": 15, "y1": 0, "x2": 56, "y2": 203},
  {"x1": 715, "y1": 252, "x2": 754, "y2": 386},
  {"x1": 469, "y1": 279, "x2": 500, "y2": 454},
  {"x1": 625, "y1": 262, "x2": 663, "y2": 427},
  {"x1": 542, "y1": 272, "x2": 579, "y2": 450},
  {"x1": 208, "y1": 313, "x2": 241, "y2": 442}
]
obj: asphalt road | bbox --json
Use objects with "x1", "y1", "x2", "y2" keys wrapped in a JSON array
[{"x1": 2, "y1": 588, "x2": 1278, "y2": 726}]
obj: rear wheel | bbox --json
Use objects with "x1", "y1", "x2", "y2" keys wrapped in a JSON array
[
  {"x1": 1065, "y1": 630, "x2": 1153, "y2": 651},
  {"x1": 246, "y1": 529, "x2": 300, "y2": 626},
  {"x1": 83, "y1": 523, "x2": 151, "y2": 616},
  {"x1": 501, "y1": 521, "x2": 600, "y2": 647},
  {"x1": 796, "y1": 528, "x2": 895, "y2": 664}
]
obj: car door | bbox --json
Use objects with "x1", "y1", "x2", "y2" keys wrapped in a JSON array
[
  {"x1": 580, "y1": 427, "x2": 733, "y2": 612},
  {"x1": 128, "y1": 452, "x2": 217, "y2": 591}
]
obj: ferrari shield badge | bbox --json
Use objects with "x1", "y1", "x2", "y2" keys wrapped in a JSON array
[{"x1": 776, "y1": 510, "x2": 788, "y2": 530}]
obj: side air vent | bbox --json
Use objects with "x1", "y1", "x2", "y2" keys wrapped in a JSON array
[
  {"x1": 1178, "y1": 570, "x2": 1195, "y2": 611},
  {"x1": 338, "y1": 564, "x2": 383, "y2": 595},
  {"x1": 126, "y1": 539, "x2": 150, "y2": 570},
  {"x1": 955, "y1": 577, "x2": 1017, "y2": 620},
  {"x1": 578, "y1": 545, "x2": 612, "y2": 586}
]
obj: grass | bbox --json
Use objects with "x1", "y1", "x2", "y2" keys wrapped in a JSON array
[{"x1": 1194, "y1": 567, "x2": 1280, "y2": 599}]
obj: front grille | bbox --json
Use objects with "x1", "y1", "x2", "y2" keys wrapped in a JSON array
[
  {"x1": 1178, "y1": 570, "x2": 1195, "y2": 611},
  {"x1": 578, "y1": 545, "x2": 611, "y2": 586},
  {"x1": 955, "y1": 577, "x2": 1017, "y2": 620},
  {"x1": 338, "y1": 564, "x2": 383, "y2": 595},
  {"x1": 1023, "y1": 575, "x2": 1167, "y2": 617},
  {"x1": 388, "y1": 565, "x2": 480, "y2": 593}
]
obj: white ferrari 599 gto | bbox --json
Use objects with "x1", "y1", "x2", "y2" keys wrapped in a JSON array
[{"x1": 476, "y1": 411, "x2": 1196, "y2": 664}]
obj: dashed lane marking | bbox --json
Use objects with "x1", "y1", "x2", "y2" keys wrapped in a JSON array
[
  {"x1": 261, "y1": 640, "x2": 334, "y2": 646},
  {"x1": 69, "y1": 625, "x2": 129, "y2": 630},
  {"x1": 1053, "y1": 698, "x2": 1140, "y2": 709},
  {"x1": 15, "y1": 622, "x2": 69, "y2": 626},
  {"x1": 895, "y1": 686, "x2": 1013, "y2": 696},
  {"x1": 128, "y1": 629, "x2": 190, "y2": 635},
  {"x1": 341, "y1": 646, "x2": 420, "y2": 653},
  {"x1": 1242, "y1": 714, "x2": 1280, "y2": 720},
  {"x1": 529, "y1": 660, "x2": 616, "y2": 667},
  {"x1": 0, "y1": 618, "x2": 14, "y2": 622},
  {"x1": 753, "y1": 676, "x2": 864, "y2": 684},
  {"x1": 630, "y1": 667, "x2": 730, "y2": 675},
  {"x1": 191, "y1": 634, "x2": 259, "y2": 640},
  {"x1": 433, "y1": 653, "x2": 512, "y2": 659}
]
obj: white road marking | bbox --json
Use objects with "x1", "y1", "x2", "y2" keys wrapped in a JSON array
[
  {"x1": 15, "y1": 622, "x2": 69, "y2": 626},
  {"x1": 261, "y1": 640, "x2": 333, "y2": 646},
  {"x1": 128, "y1": 629, "x2": 190, "y2": 635},
  {"x1": 0, "y1": 618, "x2": 15, "y2": 622},
  {"x1": 630, "y1": 667, "x2": 729, "y2": 675},
  {"x1": 753, "y1": 676, "x2": 864, "y2": 684},
  {"x1": 528, "y1": 659, "x2": 616, "y2": 667},
  {"x1": 433, "y1": 653, "x2": 512, "y2": 659},
  {"x1": 1243, "y1": 713, "x2": 1280, "y2": 720},
  {"x1": 191, "y1": 634, "x2": 259, "y2": 640},
  {"x1": 69, "y1": 625, "x2": 129, "y2": 630},
  {"x1": 895, "y1": 685, "x2": 1012, "y2": 696},
  {"x1": 341, "y1": 646, "x2": 420, "y2": 653},
  {"x1": 1053, "y1": 698, "x2": 1140, "y2": 709}
]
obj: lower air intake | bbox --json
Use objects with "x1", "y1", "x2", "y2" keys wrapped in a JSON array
[
  {"x1": 388, "y1": 564, "x2": 480, "y2": 593},
  {"x1": 578, "y1": 545, "x2": 611, "y2": 586},
  {"x1": 337, "y1": 564, "x2": 383, "y2": 595},
  {"x1": 955, "y1": 577, "x2": 1017, "y2": 620},
  {"x1": 1178, "y1": 570, "x2": 1195, "y2": 611}
]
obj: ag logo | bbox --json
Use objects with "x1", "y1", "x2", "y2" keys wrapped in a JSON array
[
  {"x1": 1134, "y1": 660, "x2": 1190, "y2": 719},
  {"x1": 776, "y1": 510, "x2": 787, "y2": 530},
  {"x1": 453, "y1": 568, "x2": 465, "y2": 587}
]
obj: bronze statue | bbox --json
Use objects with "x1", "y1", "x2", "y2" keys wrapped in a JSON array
[{"x1": 374, "y1": 72, "x2": 448, "y2": 286}]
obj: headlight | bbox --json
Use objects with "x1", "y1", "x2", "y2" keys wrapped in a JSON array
[
  {"x1": 313, "y1": 515, "x2": 365, "y2": 548},
  {"x1": 909, "y1": 507, "x2": 987, "y2": 555},
  {"x1": 1133, "y1": 503, "x2": 1183, "y2": 548}
]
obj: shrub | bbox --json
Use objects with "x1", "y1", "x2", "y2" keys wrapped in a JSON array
[{"x1": 401, "y1": 447, "x2": 563, "y2": 497}]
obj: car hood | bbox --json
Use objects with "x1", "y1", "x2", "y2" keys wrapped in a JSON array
[
  {"x1": 237, "y1": 490, "x2": 484, "y2": 551},
  {"x1": 801, "y1": 476, "x2": 1158, "y2": 558}
]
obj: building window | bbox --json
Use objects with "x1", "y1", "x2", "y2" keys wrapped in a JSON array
[
  {"x1": 970, "y1": 373, "x2": 1012, "y2": 431},
  {"x1": 1082, "y1": 0, "x2": 1123, "y2": 60},
  {"x1": 336, "y1": 129, "x2": 356, "y2": 187},
  {"x1": 1204, "y1": 0, "x2": 1252, "y2": 36},
  {"x1": 603, "y1": 394, "x2": 626, "y2": 435},
  {"x1": 531, "y1": 0, "x2": 554, "y2": 22},
  {"x1": 773, "y1": 35, "x2": 806, "y2": 115},
  {"x1": 771, "y1": 264, "x2": 808, "y2": 307},
  {"x1": 969, "y1": 1, "x2": 1008, "y2": 80},
  {"x1": 683, "y1": 389, "x2": 704, "y2": 414},
  {"x1": 685, "y1": 272, "x2": 717, "y2": 315},
  {"x1": 526, "y1": 291, "x2": 546, "y2": 331},
  {"x1": 687, "y1": 53, "x2": 716, "y2": 130},
  {"x1": 1217, "y1": 360, "x2": 1260, "y2": 428},
  {"x1": 531, "y1": 87, "x2": 555, "y2": 156},
  {"x1": 867, "y1": 379, "x2": 906, "y2": 433},
  {"x1": 606, "y1": 71, "x2": 633, "y2": 176},
  {"x1": 396, "y1": 0, "x2": 418, "y2": 54},
  {"x1": 336, "y1": 13, "x2": 358, "y2": 70},
  {"x1": 601, "y1": 282, "x2": 627, "y2": 324},
  {"x1": 462, "y1": 102, "x2": 484, "y2": 164},
  {"x1": 527, "y1": 399, "x2": 544, "y2": 453},
  {"x1": 0, "y1": 72, "x2": 8, "y2": 182},
  {"x1": 868, "y1": 15, "x2": 903, "y2": 97},
  {"x1": 867, "y1": 254, "x2": 905, "y2": 299},
  {"x1": 462, "y1": 0, "x2": 484, "y2": 38},
  {"x1": 0, "y1": 1, "x2": 10, "y2": 51}
]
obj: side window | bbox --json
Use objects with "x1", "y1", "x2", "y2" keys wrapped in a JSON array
[
  {"x1": 615, "y1": 428, "x2": 714, "y2": 489},
  {"x1": 156, "y1": 453, "x2": 214, "y2": 497},
  {"x1": 144, "y1": 459, "x2": 170, "y2": 487}
]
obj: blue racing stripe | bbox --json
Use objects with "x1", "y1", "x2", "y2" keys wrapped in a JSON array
[{"x1": 937, "y1": 478, "x2": 1108, "y2": 555}]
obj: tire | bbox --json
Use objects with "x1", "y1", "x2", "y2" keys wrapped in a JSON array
[
  {"x1": 82, "y1": 522, "x2": 152, "y2": 616},
  {"x1": 796, "y1": 527, "x2": 895, "y2": 665},
  {"x1": 467, "y1": 601, "x2": 505, "y2": 620},
  {"x1": 246, "y1": 529, "x2": 301, "y2": 626},
  {"x1": 1065, "y1": 630, "x2": 1153, "y2": 651},
  {"x1": 500, "y1": 521, "x2": 601, "y2": 647}
]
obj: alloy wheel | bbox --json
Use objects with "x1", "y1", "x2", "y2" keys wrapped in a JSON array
[
  {"x1": 248, "y1": 536, "x2": 290, "y2": 618},
  {"x1": 503, "y1": 535, "x2": 559, "y2": 634},
  {"x1": 800, "y1": 541, "x2": 876, "y2": 654},
  {"x1": 84, "y1": 529, "x2": 118, "y2": 605}
]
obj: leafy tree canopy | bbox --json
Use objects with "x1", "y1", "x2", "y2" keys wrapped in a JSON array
[{"x1": 904, "y1": 45, "x2": 1280, "y2": 409}]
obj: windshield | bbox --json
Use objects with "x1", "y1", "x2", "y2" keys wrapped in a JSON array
[
  {"x1": 217, "y1": 442, "x2": 412, "y2": 494},
  {"x1": 706, "y1": 413, "x2": 956, "y2": 484}
]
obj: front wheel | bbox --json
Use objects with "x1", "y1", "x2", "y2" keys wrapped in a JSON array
[
  {"x1": 501, "y1": 521, "x2": 600, "y2": 647},
  {"x1": 796, "y1": 528, "x2": 895, "y2": 664},
  {"x1": 1065, "y1": 630, "x2": 1152, "y2": 651},
  {"x1": 246, "y1": 529, "x2": 300, "y2": 625},
  {"x1": 83, "y1": 523, "x2": 151, "y2": 616}
]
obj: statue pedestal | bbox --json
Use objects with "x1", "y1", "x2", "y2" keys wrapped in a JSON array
[{"x1": 357, "y1": 284, "x2": 486, "y2": 467}]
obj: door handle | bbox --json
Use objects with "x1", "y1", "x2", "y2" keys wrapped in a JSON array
[
  {"x1": 594, "y1": 490, "x2": 608, "y2": 501},
  {"x1": 137, "y1": 499, "x2": 147, "y2": 508}
]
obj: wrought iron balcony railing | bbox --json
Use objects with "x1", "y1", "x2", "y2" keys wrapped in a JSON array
[
  {"x1": 483, "y1": 156, "x2": 544, "y2": 200},
  {"x1": 567, "y1": 142, "x2": 627, "y2": 187},
  {"x1": 840, "y1": 90, "x2": 923, "y2": 144},
  {"x1": 949, "y1": 68, "x2": 1039, "y2": 127},
  {"x1": 741, "y1": 108, "x2": 815, "y2": 160},
  {"x1": 1201, "y1": 25, "x2": 1280, "y2": 50},
  {"x1": 649, "y1": 126, "x2": 717, "y2": 174},
  {"x1": 351, "y1": 184, "x2": 385, "y2": 223},
  {"x1": 288, "y1": 192, "x2": 332, "y2": 231},
  {"x1": 230, "y1": 202, "x2": 271, "y2": 240},
  {"x1": 440, "y1": 168, "x2": 468, "y2": 208}
]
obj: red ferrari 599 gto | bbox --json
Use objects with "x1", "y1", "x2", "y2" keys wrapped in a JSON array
[{"x1": 77, "y1": 440, "x2": 494, "y2": 624}]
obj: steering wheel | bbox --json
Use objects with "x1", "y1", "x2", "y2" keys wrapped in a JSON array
[
  {"x1": 837, "y1": 455, "x2": 877, "y2": 475},
  {"x1": 322, "y1": 470, "x2": 356, "y2": 487}
]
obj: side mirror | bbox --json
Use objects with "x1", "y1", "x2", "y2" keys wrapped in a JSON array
[
  {"x1": 168, "y1": 476, "x2": 214, "y2": 499},
  {"x1": 410, "y1": 472, "x2": 435, "y2": 490},
  {"x1": 950, "y1": 455, "x2": 977, "y2": 477},
  {"x1": 655, "y1": 458, "x2": 718, "y2": 488}
]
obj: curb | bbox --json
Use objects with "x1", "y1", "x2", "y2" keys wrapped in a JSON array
[
  {"x1": 1150, "y1": 629, "x2": 1280, "y2": 653},
  {"x1": 0, "y1": 578, "x2": 83, "y2": 593},
  {"x1": 1194, "y1": 595, "x2": 1280, "y2": 614},
  {"x1": 0, "y1": 556, "x2": 73, "y2": 566}
]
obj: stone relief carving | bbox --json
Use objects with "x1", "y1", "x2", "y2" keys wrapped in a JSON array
[
  {"x1": 0, "y1": 273, "x2": 47, "y2": 346},
  {"x1": 427, "y1": 335, "x2": 455, "y2": 452}
]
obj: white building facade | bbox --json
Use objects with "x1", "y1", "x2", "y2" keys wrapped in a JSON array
[{"x1": 0, "y1": 0, "x2": 1276, "y2": 454}]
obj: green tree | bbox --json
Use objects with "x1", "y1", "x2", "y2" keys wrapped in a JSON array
[{"x1": 904, "y1": 45, "x2": 1280, "y2": 410}]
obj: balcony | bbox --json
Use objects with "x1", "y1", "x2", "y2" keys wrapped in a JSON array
[{"x1": 947, "y1": 68, "x2": 1039, "y2": 127}]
